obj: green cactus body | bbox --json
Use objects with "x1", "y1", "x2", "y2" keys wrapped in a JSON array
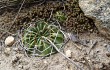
[{"x1": 23, "y1": 20, "x2": 64, "y2": 56}]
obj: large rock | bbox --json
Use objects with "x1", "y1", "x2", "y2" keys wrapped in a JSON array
[{"x1": 79, "y1": 0, "x2": 110, "y2": 39}]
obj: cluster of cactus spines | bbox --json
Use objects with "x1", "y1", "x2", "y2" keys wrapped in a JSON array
[{"x1": 23, "y1": 20, "x2": 64, "y2": 56}]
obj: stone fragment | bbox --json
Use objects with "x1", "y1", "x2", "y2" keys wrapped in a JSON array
[
  {"x1": 4, "y1": 48, "x2": 11, "y2": 56},
  {"x1": 43, "y1": 60, "x2": 48, "y2": 64},
  {"x1": 106, "y1": 53, "x2": 110, "y2": 57},
  {"x1": 5, "y1": 36, "x2": 15, "y2": 46},
  {"x1": 65, "y1": 50, "x2": 72, "y2": 58}
]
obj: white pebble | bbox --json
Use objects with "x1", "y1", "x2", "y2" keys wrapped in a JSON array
[
  {"x1": 65, "y1": 50, "x2": 72, "y2": 58},
  {"x1": 5, "y1": 36, "x2": 15, "y2": 46},
  {"x1": 43, "y1": 60, "x2": 48, "y2": 64}
]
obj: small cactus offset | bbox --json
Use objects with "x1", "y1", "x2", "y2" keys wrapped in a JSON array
[
  {"x1": 55, "y1": 11, "x2": 67, "y2": 23},
  {"x1": 23, "y1": 20, "x2": 64, "y2": 56}
]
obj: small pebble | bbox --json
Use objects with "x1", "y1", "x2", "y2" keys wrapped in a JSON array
[
  {"x1": 43, "y1": 60, "x2": 48, "y2": 64},
  {"x1": 5, "y1": 36, "x2": 15, "y2": 46},
  {"x1": 65, "y1": 50, "x2": 72, "y2": 58},
  {"x1": 18, "y1": 65, "x2": 23, "y2": 69},
  {"x1": 13, "y1": 48, "x2": 19, "y2": 51},
  {"x1": 106, "y1": 53, "x2": 110, "y2": 57},
  {"x1": 4, "y1": 48, "x2": 11, "y2": 56}
]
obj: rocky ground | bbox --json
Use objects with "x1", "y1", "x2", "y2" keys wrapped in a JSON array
[
  {"x1": 0, "y1": 33, "x2": 110, "y2": 70},
  {"x1": 0, "y1": 0, "x2": 110, "y2": 70}
]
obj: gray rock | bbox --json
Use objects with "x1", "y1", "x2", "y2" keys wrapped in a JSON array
[{"x1": 79, "y1": 0, "x2": 110, "y2": 39}]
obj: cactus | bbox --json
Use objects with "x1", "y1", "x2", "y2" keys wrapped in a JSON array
[
  {"x1": 55, "y1": 11, "x2": 67, "y2": 23},
  {"x1": 23, "y1": 20, "x2": 64, "y2": 56}
]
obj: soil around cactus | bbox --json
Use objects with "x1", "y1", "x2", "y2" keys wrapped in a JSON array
[{"x1": 0, "y1": 33, "x2": 110, "y2": 70}]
